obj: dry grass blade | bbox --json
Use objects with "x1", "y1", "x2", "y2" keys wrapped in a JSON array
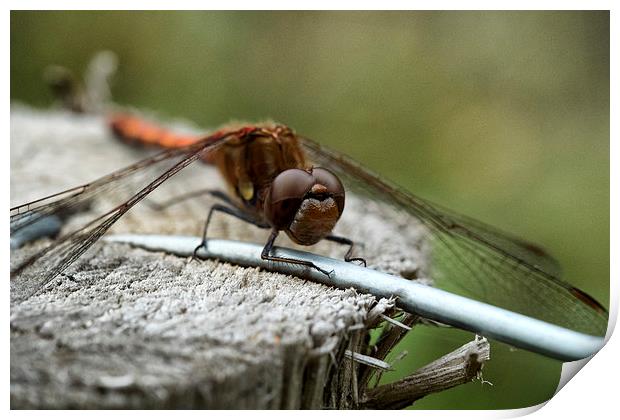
[{"x1": 360, "y1": 336, "x2": 491, "y2": 409}]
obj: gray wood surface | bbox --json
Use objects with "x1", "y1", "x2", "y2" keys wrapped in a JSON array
[{"x1": 10, "y1": 105, "x2": 489, "y2": 409}]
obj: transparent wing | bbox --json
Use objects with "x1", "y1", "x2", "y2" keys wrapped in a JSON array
[
  {"x1": 10, "y1": 135, "x2": 230, "y2": 303},
  {"x1": 301, "y1": 137, "x2": 608, "y2": 336}
]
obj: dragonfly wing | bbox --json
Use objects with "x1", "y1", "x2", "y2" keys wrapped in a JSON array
[
  {"x1": 301, "y1": 137, "x2": 608, "y2": 336},
  {"x1": 10, "y1": 136, "x2": 229, "y2": 303},
  {"x1": 411, "y1": 199, "x2": 564, "y2": 280}
]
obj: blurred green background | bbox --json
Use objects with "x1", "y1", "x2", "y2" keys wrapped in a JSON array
[{"x1": 10, "y1": 11, "x2": 609, "y2": 409}]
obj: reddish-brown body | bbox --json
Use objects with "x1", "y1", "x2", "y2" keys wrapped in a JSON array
[
  {"x1": 206, "y1": 125, "x2": 306, "y2": 211},
  {"x1": 109, "y1": 115, "x2": 344, "y2": 245}
]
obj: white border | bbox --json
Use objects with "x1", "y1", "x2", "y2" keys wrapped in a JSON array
[{"x1": 5, "y1": 2, "x2": 616, "y2": 418}]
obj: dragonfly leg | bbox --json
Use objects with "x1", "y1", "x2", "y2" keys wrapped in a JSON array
[
  {"x1": 192, "y1": 203, "x2": 270, "y2": 259},
  {"x1": 261, "y1": 230, "x2": 333, "y2": 277},
  {"x1": 325, "y1": 234, "x2": 367, "y2": 267},
  {"x1": 147, "y1": 188, "x2": 234, "y2": 211}
]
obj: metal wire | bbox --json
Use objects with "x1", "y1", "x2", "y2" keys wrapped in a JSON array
[{"x1": 105, "y1": 233, "x2": 605, "y2": 362}]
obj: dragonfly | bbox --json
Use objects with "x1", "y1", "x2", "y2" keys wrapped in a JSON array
[{"x1": 10, "y1": 83, "x2": 608, "y2": 340}]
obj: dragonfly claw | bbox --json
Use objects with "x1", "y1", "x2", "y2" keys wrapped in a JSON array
[
  {"x1": 190, "y1": 242, "x2": 207, "y2": 262},
  {"x1": 348, "y1": 257, "x2": 367, "y2": 267}
]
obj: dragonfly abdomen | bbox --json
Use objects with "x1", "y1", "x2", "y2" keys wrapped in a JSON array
[{"x1": 109, "y1": 114, "x2": 200, "y2": 150}]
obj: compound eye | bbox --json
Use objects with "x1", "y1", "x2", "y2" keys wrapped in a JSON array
[
  {"x1": 270, "y1": 169, "x2": 315, "y2": 202},
  {"x1": 264, "y1": 169, "x2": 314, "y2": 229},
  {"x1": 311, "y1": 168, "x2": 345, "y2": 213},
  {"x1": 311, "y1": 168, "x2": 344, "y2": 196}
]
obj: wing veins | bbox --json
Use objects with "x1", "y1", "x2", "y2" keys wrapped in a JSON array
[
  {"x1": 300, "y1": 136, "x2": 608, "y2": 334},
  {"x1": 10, "y1": 134, "x2": 229, "y2": 301}
]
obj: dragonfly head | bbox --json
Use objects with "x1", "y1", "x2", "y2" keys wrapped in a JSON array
[{"x1": 264, "y1": 167, "x2": 345, "y2": 245}]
